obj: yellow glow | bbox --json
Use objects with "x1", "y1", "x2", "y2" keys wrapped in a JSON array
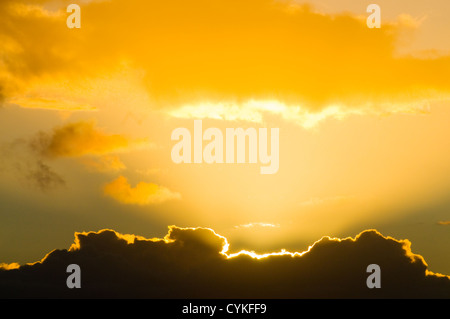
[
  {"x1": 169, "y1": 100, "x2": 361, "y2": 129},
  {"x1": 103, "y1": 176, "x2": 181, "y2": 205},
  {"x1": 2, "y1": 0, "x2": 450, "y2": 276},
  {"x1": 3, "y1": 0, "x2": 450, "y2": 113},
  {"x1": 0, "y1": 262, "x2": 20, "y2": 270}
]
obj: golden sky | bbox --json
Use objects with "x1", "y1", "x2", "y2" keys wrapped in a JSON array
[{"x1": 1, "y1": 0, "x2": 450, "y2": 280}]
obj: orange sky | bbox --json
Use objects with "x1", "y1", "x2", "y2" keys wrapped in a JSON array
[{"x1": 1, "y1": 0, "x2": 450, "y2": 276}]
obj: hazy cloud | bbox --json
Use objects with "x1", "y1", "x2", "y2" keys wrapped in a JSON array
[
  {"x1": 30, "y1": 121, "x2": 148, "y2": 158},
  {"x1": 0, "y1": 139, "x2": 65, "y2": 192},
  {"x1": 103, "y1": 175, "x2": 181, "y2": 205}
]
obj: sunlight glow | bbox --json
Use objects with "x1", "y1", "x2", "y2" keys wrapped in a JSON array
[{"x1": 168, "y1": 100, "x2": 358, "y2": 129}]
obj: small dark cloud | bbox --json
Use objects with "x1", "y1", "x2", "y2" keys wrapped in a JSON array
[
  {"x1": 24, "y1": 160, "x2": 65, "y2": 191},
  {"x1": 1, "y1": 226, "x2": 449, "y2": 298},
  {"x1": 28, "y1": 131, "x2": 51, "y2": 157},
  {"x1": 0, "y1": 137, "x2": 65, "y2": 192}
]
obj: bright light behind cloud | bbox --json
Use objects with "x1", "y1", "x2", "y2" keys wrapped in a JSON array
[
  {"x1": 2, "y1": 0, "x2": 450, "y2": 278},
  {"x1": 168, "y1": 100, "x2": 363, "y2": 129}
]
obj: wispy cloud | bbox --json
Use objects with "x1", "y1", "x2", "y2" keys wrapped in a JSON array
[
  {"x1": 234, "y1": 222, "x2": 280, "y2": 229},
  {"x1": 31, "y1": 121, "x2": 149, "y2": 158}
]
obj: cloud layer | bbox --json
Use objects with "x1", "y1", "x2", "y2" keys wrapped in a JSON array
[
  {"x1": 1, "y1": 0, "x2": 450, "y2": 122},
  {"x1": 1, "y1": 226, "x2": 449, "y2": 298}
]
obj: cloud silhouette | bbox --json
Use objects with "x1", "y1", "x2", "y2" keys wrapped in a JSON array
[{"x1": 1, "y1": 226, "x2": 449, "y2": 298}]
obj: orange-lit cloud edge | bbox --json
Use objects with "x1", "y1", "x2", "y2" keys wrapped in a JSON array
[{"x1": 5, "y1": 225, "x2": 448, "y2": 279}]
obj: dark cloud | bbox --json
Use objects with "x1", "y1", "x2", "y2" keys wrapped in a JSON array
[
  {"x1": 23, "y1": 160, "x2": 65, "y2": 191},
  {"x1": 1, "y1": 226, "x2": 449, "y2": 298}
]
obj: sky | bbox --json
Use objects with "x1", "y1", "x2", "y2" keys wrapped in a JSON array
[{"x1": 1, "y1": 0, "x2": 450, "y2": 297}]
